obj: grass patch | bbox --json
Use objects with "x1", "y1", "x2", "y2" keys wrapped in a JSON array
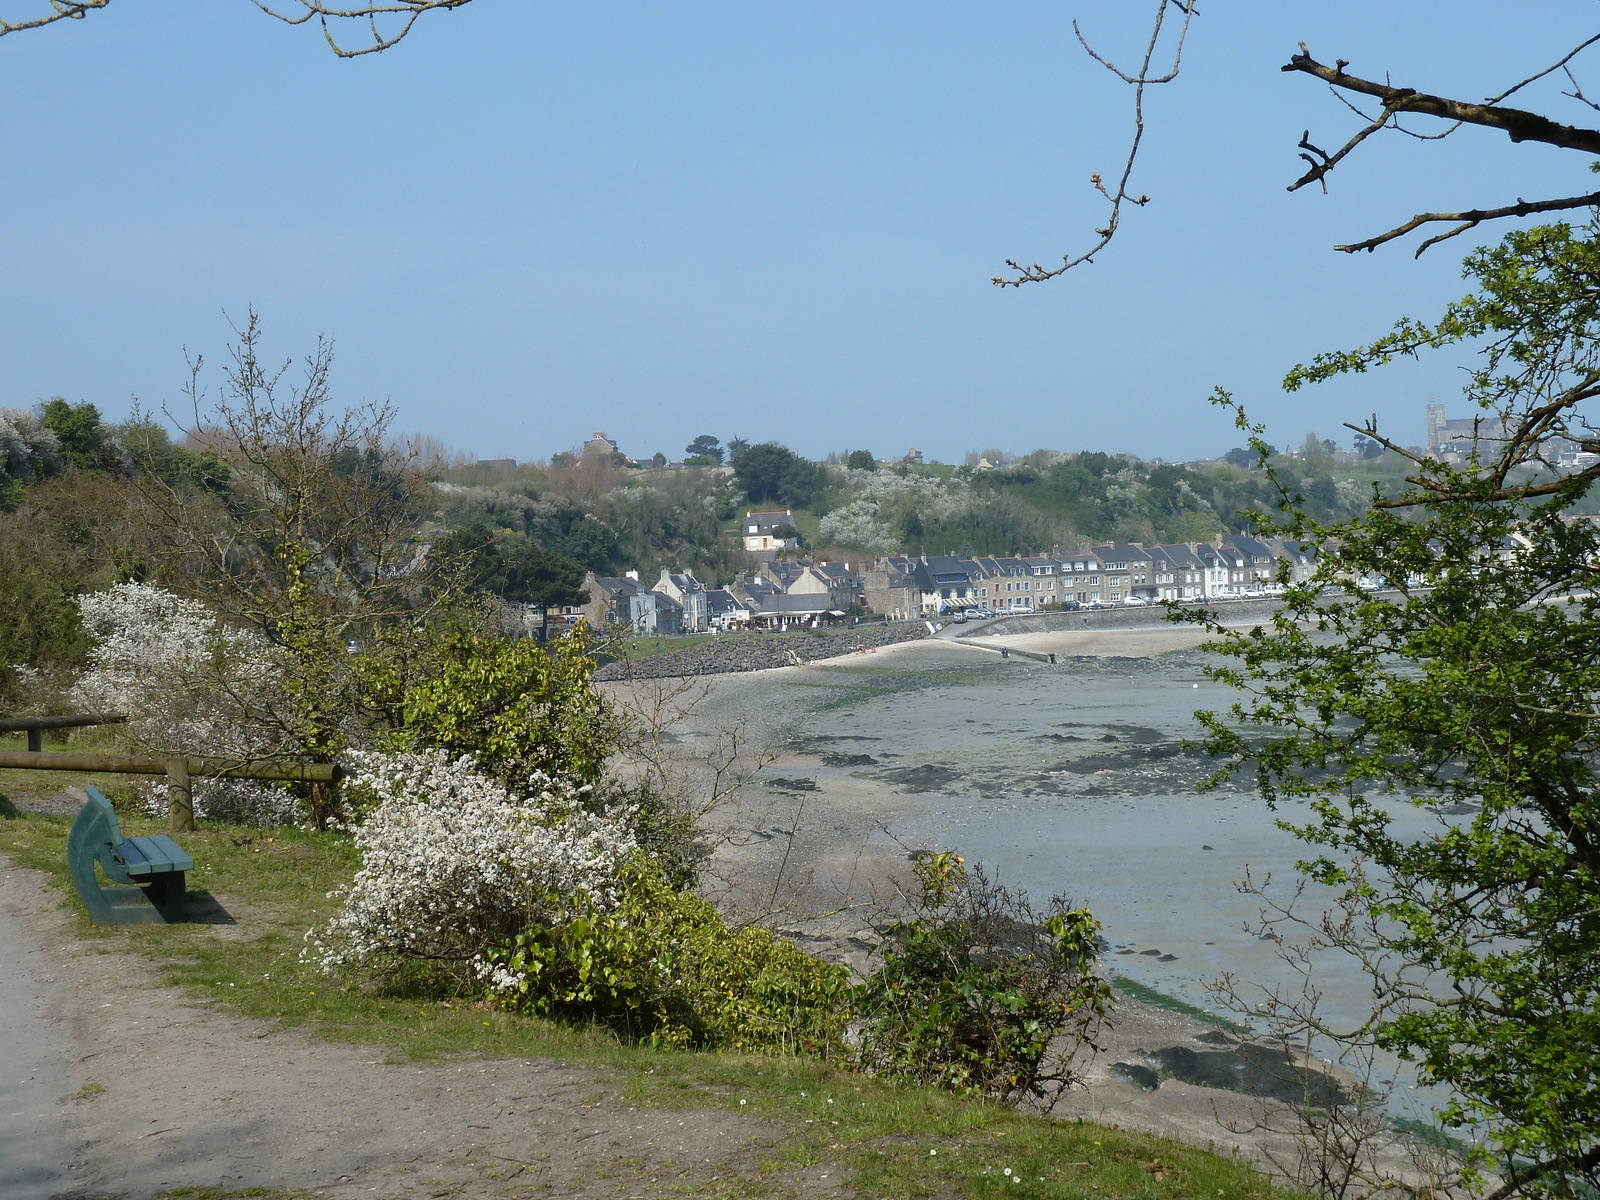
[
  {"x1": 0, "y1": 810, "x2": 1297, "y2": 1200},
  {"x1": 1112, "y1": 975, "x2": 1247, "y2": 1033}
]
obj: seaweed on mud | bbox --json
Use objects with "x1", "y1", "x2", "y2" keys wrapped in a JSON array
[
  {"x1": 821, "y1": 752, "x2": 878, "y2": 767},
  {"x1": 877, "y1": 764, "x2": 966, "y2": 793},
  {"x1": 763, "y1": 776, "x2": 820, "y2": 792}
]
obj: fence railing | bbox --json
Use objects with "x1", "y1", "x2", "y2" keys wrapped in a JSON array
[
  {"x1": 0, "y1": 715, "x2": 340, "y2": 830},
  {"x1": 0, "y1": 713, "x2": 126, "y2": 752}
]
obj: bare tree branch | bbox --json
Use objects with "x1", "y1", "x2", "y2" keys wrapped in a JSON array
[
  {"x1": 1283, "y1": 45, "x2": 1600, "y2": 156},
  {"x1": 0, "y1": 1, "x2": 108, "y2": 36},
  {"x1": 992, "y1": 0, "x2": 1194, "y2": 287},
  {"x1": 0, "y1": 1, "x2": 471, "y2": 54},
  {"x1": 1283, "y1": 40, "x2": 1600, "y2": 257},
  {"x1": 1338, "y1": 189, "x2": 1600, "y2": 258},
  {"x1": 250, "y1": 0, "x2": 474, "y2": 57}
]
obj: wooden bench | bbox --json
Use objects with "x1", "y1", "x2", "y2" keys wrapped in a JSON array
[{"x1": 67, "y1": 786, "x2": 194, "y2": 924}]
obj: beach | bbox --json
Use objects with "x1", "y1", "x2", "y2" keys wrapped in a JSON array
[{"x1": 607, "y1": 622, "x2": 1450, "y2": 1146}]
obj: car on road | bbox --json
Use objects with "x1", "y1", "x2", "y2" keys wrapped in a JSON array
[{"x1": 1122, "y1": 596, "x2": 1151, "y2": 607}]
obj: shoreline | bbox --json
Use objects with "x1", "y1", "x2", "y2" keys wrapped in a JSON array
[{"x1": 612, "y1": 630, "x2": 1384, "y2": 1161}]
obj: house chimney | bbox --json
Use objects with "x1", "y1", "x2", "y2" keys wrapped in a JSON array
[{"x1": 625, "y1": 569, "x2": 639, "y2": 581}]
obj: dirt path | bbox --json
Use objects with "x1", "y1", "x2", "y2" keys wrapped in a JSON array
[{"x1": 0, "y1": 856, "x2": 838, "y2": 1200}]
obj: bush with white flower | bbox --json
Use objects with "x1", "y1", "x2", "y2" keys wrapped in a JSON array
[
  {"x1": 306, "y1": 750, "x2": 637, "y2": 984},
  {"x1": 70, "y1": 582, "x2": 297, "y2": 824}
]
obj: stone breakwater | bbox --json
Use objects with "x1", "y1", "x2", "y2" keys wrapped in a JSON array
[
  {"x1": 961, "y1": 598, "x2": 1286, "y2": 637},
  {"x1": 594, "y1": 623, "x2": 930, "y2": 681}
]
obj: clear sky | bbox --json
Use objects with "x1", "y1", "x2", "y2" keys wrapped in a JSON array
[{"x1": 1, "y1": 2, "x2": 1593, "y2": 463}]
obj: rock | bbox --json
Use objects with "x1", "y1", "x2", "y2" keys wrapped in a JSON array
[{"x1": 1110, "y1": 1062, "x2": 1162, "y2": 1091}]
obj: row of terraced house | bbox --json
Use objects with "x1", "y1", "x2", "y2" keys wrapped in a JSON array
[
  {"x1": 880, "y1": 535, "x2": 1318, "y2": 617},
  {"x1": 577, "y1": 535, "x2": 1317, "y2": 633}
]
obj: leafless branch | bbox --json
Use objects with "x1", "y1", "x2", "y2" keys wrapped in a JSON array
[
  {"x1": 993, "y1": 0, "x2": 1194, "y2": 287},
  {"x1": 1561, "y1": 66, "x2": 1600, "y2": 114},
  {"x1": 1345, "y1": 372, "x2": 1600, "y2": 508},
  {"x1": 0, "y1": 1, "x2": 471, "y2": 54},
  {"x1": 1284, "y1": 40, "x2": 1600, "y2": 256},
  {"x1": 0, "y1": 1, "x2": 108, "y2": 36},
  {"x1": 250, "y1": 0, "x2": 473, "y2": 57},
  {"x1": 1284, "y1": 45, "x2": 1600, "y2": 156},
  {"x1": 1339, "y1": 189, "x2": 1600, "y2": 258}
]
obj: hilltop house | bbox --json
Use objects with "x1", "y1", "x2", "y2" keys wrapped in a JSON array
[{"x1": 742, "y1": 510, "x2": 799, "y2": 556}]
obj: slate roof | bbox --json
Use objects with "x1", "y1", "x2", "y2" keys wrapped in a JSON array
[
  {"x1": 744, "y1": 511, "x2": 796, "y2": 534},
  {"x1": 751, "y1": 592, "x2": 835, "y2": 614}
]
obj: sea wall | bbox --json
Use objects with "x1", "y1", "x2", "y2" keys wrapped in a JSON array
[
  {"x1": 594, "y1": 623, "x2": 931, "y2": 681},
  {"x1": 960, "y1": 599, "x2": 1285, "y2": 637}
]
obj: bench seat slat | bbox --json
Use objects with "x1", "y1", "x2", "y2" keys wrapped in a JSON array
[{"x1": 115, "y1": 834, "x2": 194, "y2": 876}]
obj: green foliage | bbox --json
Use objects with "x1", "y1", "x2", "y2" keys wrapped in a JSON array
[
  {"x1": 684, "y1": 434, "x2": 723, "y2": 464},
  {"x1": 39, "y1": 398, "x2": 114, "y2": 472},
  {"x1": 1198, "y1": 224, "x2": 1600, "y2": 1196},
  {"x1": 365, "y1": 625, "x2": 621, "y2": 793},
  {"x1": 845, "y1": 448, "x2": 876, "y2": 471},
  {"x1": 0, "y1": 506, "x2": 91, "y2": 703},
  {"x1": 732, "y1": 441, "x2": 820, "y2": 507},
  {"x1": 487, "y1": 860, "x2": 852, "y2": 1053},
  {"x1": 434, "y1": 525, "x2": 589, "y2": 612},
  {"x1": 852, "y1": 852, "x2": 1110, "y2": 1108}
]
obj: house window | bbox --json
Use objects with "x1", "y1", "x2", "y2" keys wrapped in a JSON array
[{"x1": 1110, "y1": 591, "x2": 1121, "y2": 601}]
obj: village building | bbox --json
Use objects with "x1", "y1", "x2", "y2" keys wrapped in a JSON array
[{"x1": 742, "y1": 510, "x2": 799, "y2": 557}]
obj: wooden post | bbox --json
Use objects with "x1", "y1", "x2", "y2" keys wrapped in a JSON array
[
  {"x1": 26, "y1": 728, "x2": 41, "y2": 753},
  {"x1": 166, "y1": 758, "x2": 194, "y2": 832}
]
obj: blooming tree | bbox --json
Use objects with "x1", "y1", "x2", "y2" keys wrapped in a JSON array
[{"x1": 71, "y1": 582, "x2": 298, "y2": 823}]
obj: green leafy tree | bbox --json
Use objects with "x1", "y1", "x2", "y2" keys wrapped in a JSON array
[
  {"x1": 732, "y1": 441, "x2": 818, "y2": 506},
  {"x1": 1197, "y1": 222, "x2": 1600, "y2": 1197},
  {"x1": 365, "y1": 624, "x2": 620, "y2": 793},
  {"x1": 39, "y1": 399, "x2": 116, "y2": 472},
  {"x1": 684, "y1": 435, "x2": 723, "y2": 465},
  {"x1": 845, "y1": 448, "x2": 876, "y2": 471}
]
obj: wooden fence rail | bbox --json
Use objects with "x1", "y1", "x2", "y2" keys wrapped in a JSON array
[
  {"x1": 0, "y1": 713, "x2": 127, "y2": 752},
  {"x1": 0, "y1": 750, "x2": 341, "y2": 831}
]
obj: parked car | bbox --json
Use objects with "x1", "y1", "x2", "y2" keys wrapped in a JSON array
[{"x1": 1122, "y1": 596, "x2": 1150, "y2": 607}]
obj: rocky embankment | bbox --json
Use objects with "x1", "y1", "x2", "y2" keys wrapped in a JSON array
[
  {"x1": 961, "y1": 597, "x2": 1286, "y2": 637},
  {"x1": 594, "y1": 623, "x2": 929, "y2": 680}
]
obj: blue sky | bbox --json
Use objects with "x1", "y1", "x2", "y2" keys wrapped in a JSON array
[{"x1": 1, "y1": 2, "x2": 1594, "y2": 463}]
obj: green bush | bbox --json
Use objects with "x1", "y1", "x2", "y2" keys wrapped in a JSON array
[
  {"x1": 486, "y1": 861, "x2": 852, "y2": 1054},
  {"x1": 851, "y1": 852, "x2": 1111, "y2": 1108}
]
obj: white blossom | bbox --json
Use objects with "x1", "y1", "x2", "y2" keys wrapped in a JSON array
[
  {"x1": 306, "y1": 750, "x2": 637, "y2": 981},
  {"x1": 70, "y1": 583, "x2": 294, "y2": 824},
  {"x1": 0, "y1": 406, "x2": 62, "y2": 481}
]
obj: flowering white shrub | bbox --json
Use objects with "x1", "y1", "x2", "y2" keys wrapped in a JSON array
[
  {"x1": 71, "y1": 583, "x2": 296, "y2": 824},
  {"x1": 819, "y1": 471, "x2": 967, "y2": 551},
  {"x1": 306, "y1": 750, "x2": 637, "y2": 984},
  {"x1": 0, "y1": 407, "x2": 62, "y2": 484}
]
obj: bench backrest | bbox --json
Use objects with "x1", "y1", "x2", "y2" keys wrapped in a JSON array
[{"x1": 68, "y1": 787, "x2": 135, "y2": 886}]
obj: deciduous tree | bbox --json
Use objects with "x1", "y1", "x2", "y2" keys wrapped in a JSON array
[{"x1": 1197, "y1": 222, "x2": 1600, "y2": 1195}]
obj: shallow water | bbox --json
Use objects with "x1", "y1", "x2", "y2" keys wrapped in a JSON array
[{"x1": 769, "y1": 644, "x2": 1451, "y2": 1109}]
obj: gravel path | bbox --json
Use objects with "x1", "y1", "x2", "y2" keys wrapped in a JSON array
[
  {"x1": 0, "y1": 865, "x2": 80, "y2": 1200},
  {"x1": 0, "y1": 854, "x2": 838, "y2": 1200}
]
